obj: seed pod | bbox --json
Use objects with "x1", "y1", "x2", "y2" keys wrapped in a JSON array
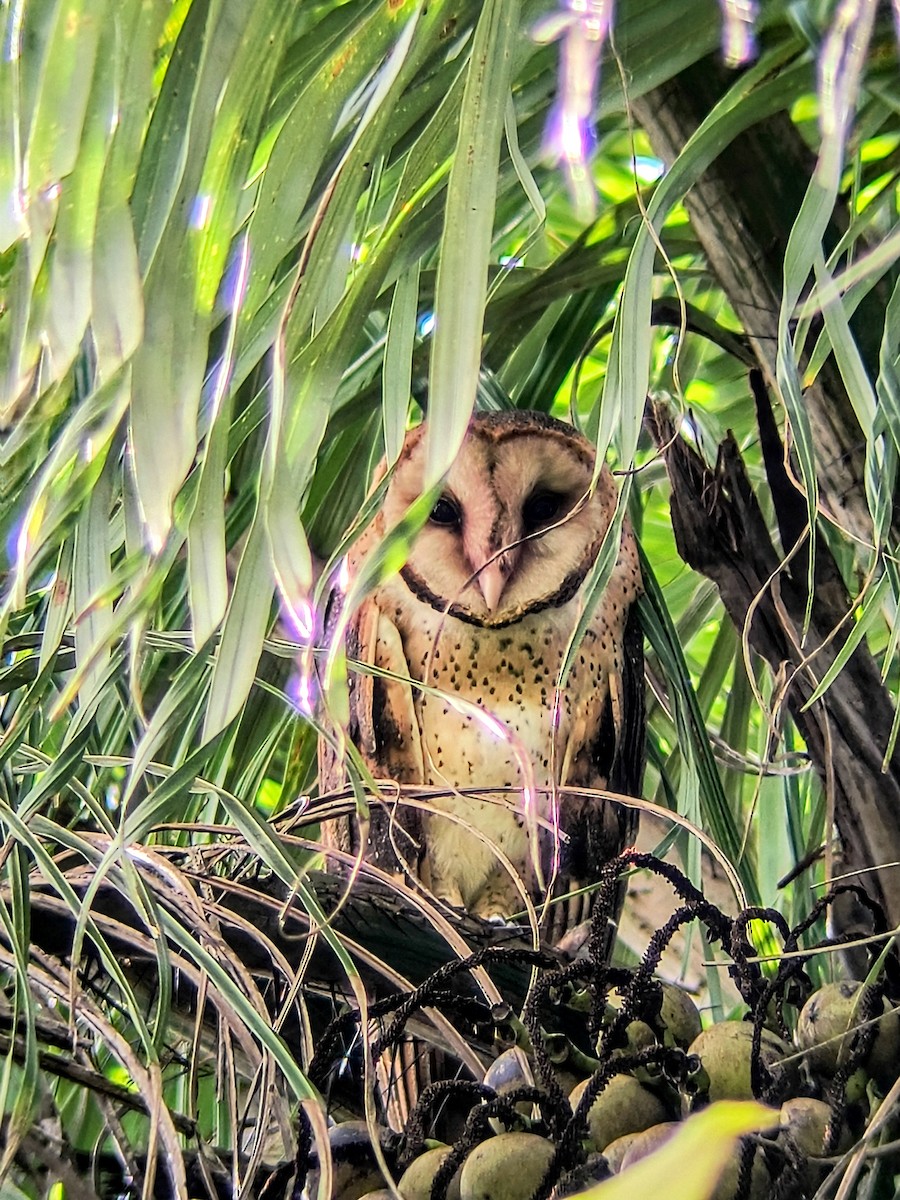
[
  {"x1": 658, "y1": 984, "x2": 703, "y2": 1049},
  {"x1": 708, "y1": 1141, "x2": 770, "y2": 1200},
  {"x1": 617, "y1": 1121, "x2": 680, "y2": 1170},
  {"x1": 569, "y1": 1073, "x2": 669, "y2": 1152},
  {"x1": 399, "y1": 1146, "x2": 462, "y2": 1200},
  {"x1": 687, "y1": 1022, "x2": 794, "y2": 1103},
  {"x1": 459, "y1": 1133, "x2": 555, "y2": 1200},
  {"x1": 603, "y1": 980, "x2": 702, "y2": 1053},
  {"x1": 600, "y1": 1131, "x2": 640, "y2": 1174},
  {"x1": 779, "y1": 1097, "x2": 852, "y2": 1158},
  {"x1": 796, "y1": 981, "x2": 900, "y2": 1087},
  {"x1": 550, "y1": 1154, "x2": 610, "y2": 1198},
  {"x1": 621, "y1": 1020, "x2": 656, "y2": 1055}
]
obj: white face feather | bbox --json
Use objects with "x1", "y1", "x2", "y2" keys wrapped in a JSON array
[{"x1": 381, "y1": 415, "x2": 618, "y2": 624}]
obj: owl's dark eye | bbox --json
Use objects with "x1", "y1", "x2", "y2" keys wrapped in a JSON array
[
  {"x1": 522, "y1": 490, "x2": 565, "y2": 533},
  {"x1": 429, "y1": 495, "x2": 461, "y2": 528}
]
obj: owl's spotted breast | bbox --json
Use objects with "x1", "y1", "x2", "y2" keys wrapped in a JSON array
[
  {"x1": 370, "y1": 524, "x2": 639, "y2": 912},
  {"x1": 319, "y1": 410, "x2": 645, "y2": 928}
]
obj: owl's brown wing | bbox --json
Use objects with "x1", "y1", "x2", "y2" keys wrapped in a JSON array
[
  {"x1": 551, "y1": 602, "x2": 645, "y2": 944},
  {"x1": 317, "y1": 588, "x2": 438, "y2": 1134},
  {"x1": 607, "y1": 601, "x2": 646, "y2": 806},
  {"x1": 318, "y1": 589, "x2": 425, "y2": 875}
]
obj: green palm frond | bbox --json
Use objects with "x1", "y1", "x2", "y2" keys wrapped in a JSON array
[{"x1": 3, "y1": 0, "x2": 900, "y2": 1188}]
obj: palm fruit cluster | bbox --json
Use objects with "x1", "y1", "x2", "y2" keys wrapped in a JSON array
[{"x1": 303, "y1": 852, "x2": 900, "y2": 1200}]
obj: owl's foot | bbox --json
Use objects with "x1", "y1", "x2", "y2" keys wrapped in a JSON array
[
  {"x1": 428, "y1": 864, "x2": 520, "y2": 923},
  {"x1": 470, "y1": 898, "x2": 509, "y2": 922},
  {"x1": 432, "y1": 887, "x2": 515, "y2": 926},
  {"x1": 483, "y1": 912, "x2": 517, "y2": 927},
  {"x1": 471, "y1": 876, "x2": 521, "y2": 924},
  {"x1": 431, "y1": 881, "x2": 467, "y2": 910}
]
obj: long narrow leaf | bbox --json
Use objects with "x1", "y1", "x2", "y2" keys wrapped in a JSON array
[{"x1": 425, "y1": 0, "x2": 521, "y2": 488}]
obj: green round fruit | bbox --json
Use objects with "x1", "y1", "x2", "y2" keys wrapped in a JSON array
[
  {"x1": 605, "y1": 981, "x2": 702, "y2": 1052},
  {"x1": 621, "y1": 1019, "x2": 656, "y2": 1055},
  {"x1": 688, "y1": 1022, "x2": 794, "y2": 1102},
  {"x1": 549, "y1": 1154, "x2": 609, "y2": 1198},
  {"x1": 709, "y1": 1141, "x2": 770, "y2": 1200},
  {"x1": 617, "y1": 1122, "x2": 680, "y2": 1169},
  {"x1": 399, "y1": 1146, "x2": 462, "y2": 1200},
  {"x1": 779, "y1": 1097, "x2": 852, "y2": 1158},
  {"x1": 599, "y1": 1131, "x2": 641, "y2": 1174},
  {"x1": 459, "y1": 1133, "x2": 555, "y2": 1200},
  {"x1": 796, "y1": 981, "x2": 900, "y2": 1086},
  {"x1": 658, "y1": 984, "x2": 703, "y2": 1049},
  {"x1": 569, "y1": 1073, "x2": 669, "y2": 1152}
]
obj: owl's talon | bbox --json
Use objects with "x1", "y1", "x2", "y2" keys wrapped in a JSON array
[{"x1": 432, "y1": 884, "x2": 466, "y2": 910}]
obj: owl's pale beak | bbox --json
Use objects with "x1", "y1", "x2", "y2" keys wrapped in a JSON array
[{"x1": 476, "y1": 552, "x2": 515, "y2": 612}]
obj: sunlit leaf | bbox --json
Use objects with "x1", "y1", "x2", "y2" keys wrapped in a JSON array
[{"x1": 582, "y1": 1102, "x2": 775, "y2": 1200}]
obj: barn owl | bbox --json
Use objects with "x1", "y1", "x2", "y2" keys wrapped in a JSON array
[{"x1": 319, "y1": 410, "x2": 644, "y2": 943}]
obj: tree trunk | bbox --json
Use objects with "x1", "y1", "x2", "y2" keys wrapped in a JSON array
[
  {"x1": 633, "y1": 55, "x2": 894, "y2": 546},
  {"x1": 651, "y1": 399, "x2": 900, "y2": 928}
]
